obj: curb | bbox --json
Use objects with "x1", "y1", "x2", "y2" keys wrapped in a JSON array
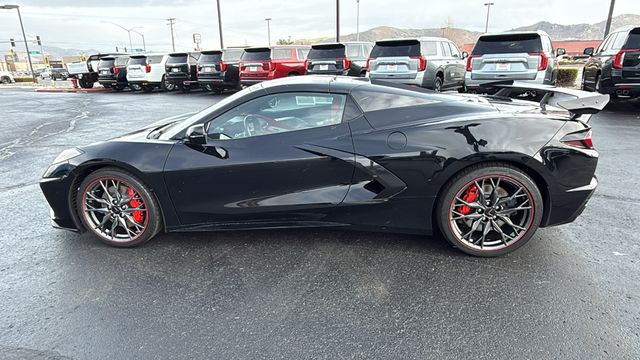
[{"x1": 35, "y1": 88, "x2": 111, "y2": 93}]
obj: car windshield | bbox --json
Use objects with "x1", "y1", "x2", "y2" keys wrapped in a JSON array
[
  {"x1": 199, "y1": 52, "x2": 223, "y2": 63},
  {"x1": 308, "y1": 45, "x2": 346, "y2": 59},
  {"x1": 473, "y1": 34, "x2": 542, "y2": 54},
  {"x1": 167, "y1": 54, "x2": 188, "y2": 64},
  {"x1": 98, "y1": 59, "x2": 115, "y2": 68},
  {"x1": 241, "y1": 49, "x2": 271, "y2": 61},
  {"x1": 371, "y1": 40, "x2": 421, "y2": 57},
  {"x1": 128, "y1": 57, "x2": 147, "y2": 65},
  {"x1": 623, "y1": 28, "x2": 640, "y2": 49},
  {"x1": 157, "y1": 85, "x2": 264, "y2": 140}
]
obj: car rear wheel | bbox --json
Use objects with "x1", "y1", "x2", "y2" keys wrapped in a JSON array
[
  {"x1": 129, "y1": 84, "x2": 142, "y2": 91},
  {"x1": 0, "y1": 76, "x2": 10, "y2": 84},
  {"x1": 433, "y1": 75, "x2": 443, "y2": 92},
  {"x1": 113, "y1": 84, "x2": 126, "y2": 91},
  {"x1": 436, "y1": 163, "x2": 543, "y2": 257},
  {"x1": 161, "y1": 76, "x2": 175, "y2": 92},
  {"x1": 141, "y1": 84, "x2": 155, "y2": 93},
  {"x1": 78, "y1": 77, "x2": 94, "y2": 89},
  {"x1": 77, "y1": 168, "x2": 162, "y2": 247}
]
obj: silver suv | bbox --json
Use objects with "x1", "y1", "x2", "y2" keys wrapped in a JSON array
[
  {"x1": 367, "y1": 37, "x2": 466, "y2": 91},
  {"x1": 465, "y1": 31, "x2": 564, "y2": 91}
]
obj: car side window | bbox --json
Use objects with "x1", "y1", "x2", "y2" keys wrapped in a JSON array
[
  {"x1": 272, "y1": 49, "x2": 293, "y2": 60},
  {"x1": 297, "y1": 48, "x2": 310, "y2": 59},
  {"x1": 421, "y1": 41, "x2": 439, "y2": 56},
  {"x1": 611, "y1": 32, "x2": 627, "y2": 51},
  {"x1": 206, "y1": 92, "x2": 347, "y2": 140},
  {"x1": 440, "y1": 42, "x2": 452, "y2": 57},
  {"x1": 448, "y1": 42, "x2": 461, "y2": 58},
  {"x1": 346, "y1": 44, "x2": 362, "y2": 58},
  {"x1": 597, "y1": 34, "x2": 614, "y2": 54}
]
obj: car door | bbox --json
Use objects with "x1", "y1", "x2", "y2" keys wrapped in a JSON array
[
  {"x1": 447, "y1": 42, "x2": 466, "y2": 86},
  {"x1": 163, "y1": 91, "x2": 356, "y2": 226},
  {"x1": 585, "y1": 33, "x2": 614, "y2": 87}
]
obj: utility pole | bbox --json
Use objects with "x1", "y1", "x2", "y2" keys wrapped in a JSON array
[
  {"x1": 131, "y1": 29, "x2": 146, "y2": 52},
  {"x1": 0, "y1": 5, "x2": 36, "y2": 82},
  {"x1": 216, "y1": 0, "x2": 224, "y2": 49},
  {"x1": 336, "y1": 0, "x2": 340, "y2": 42},
  {"x1": 484, "y1": 2, "x2": 494, "y2": 33},
  {"x1": 167, "y1": 18, "x2": 176, "y2": 52},
  {"x1": 356, "y1": 0, "x2": 360, "y2": 41},
  {"x1": 603, "y1": 0, "x2": 616, "y2": 38},
  {"x1": 265, "y1": 18, "x2": 272, "y2": 46}
]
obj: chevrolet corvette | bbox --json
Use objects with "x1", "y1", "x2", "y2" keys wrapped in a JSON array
[{"x1": 40, "y1": 76, "x2": 608, "y2": 256}]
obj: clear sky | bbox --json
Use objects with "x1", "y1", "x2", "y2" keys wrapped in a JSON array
[{"x1": 0, "y1": 0, "x2": 638, "y2": 52}]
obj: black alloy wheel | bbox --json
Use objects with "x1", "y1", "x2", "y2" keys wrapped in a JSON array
[{"x1": 437, "y1": 163, "x2": 543, "y2": 257}]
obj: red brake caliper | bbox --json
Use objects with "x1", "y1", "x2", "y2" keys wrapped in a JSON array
[
  {"x1": 127, "y1": 187, "x2": 144, "y2": 223},
  {"x1": 457, "y1": 185, "x2": 479, "y2": 215}
]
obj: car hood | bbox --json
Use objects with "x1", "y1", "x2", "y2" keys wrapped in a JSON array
[{"x1": 108, "y1": 111, "x2": 197, "y2": 142}]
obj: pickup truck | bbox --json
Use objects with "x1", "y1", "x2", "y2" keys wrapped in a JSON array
[{"x1": 66, "y1": 53, "x2": 127, "y2": 88}]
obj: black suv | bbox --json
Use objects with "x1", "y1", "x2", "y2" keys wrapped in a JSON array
[
  {"x1": 197, "y1": 48, "x2": 244, "y2": 93},
  {"x1": 306, "y1": 42, "x2": 373, "y2": 77},
  {"x1": 582, "y1": 26, "x2": 640, "y2": 99},
  {"x1": 165, "y1": 52, "x2": 201, "y2": 91},
  {"x1": 97, "y1": 55, "x2": 130, "y2": 91}
]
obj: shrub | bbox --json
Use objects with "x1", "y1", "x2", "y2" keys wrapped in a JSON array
[
  {"x1": 14, "y1": 77, "x2": 35, "y2": 83},
  {"x1": 557, "y1": 68, "x2": 579, "y2": 88}
]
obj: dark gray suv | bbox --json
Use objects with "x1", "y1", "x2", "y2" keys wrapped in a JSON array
[{"x1": 582, "y1": 26, "x2": 640, "y2": 99}]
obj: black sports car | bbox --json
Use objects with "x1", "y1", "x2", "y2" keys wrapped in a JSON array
[{"x1": 40, "y1": 76, "x2": 608, "y2": 256}]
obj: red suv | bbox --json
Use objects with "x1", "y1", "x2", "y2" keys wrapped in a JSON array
[{"x1": 239, "y1": 45, "x2": 310, "y2": 86}]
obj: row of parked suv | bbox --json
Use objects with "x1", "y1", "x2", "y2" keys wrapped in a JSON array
[{"x1": 66, "y1": 26, "x2": 640, "y2": 99}]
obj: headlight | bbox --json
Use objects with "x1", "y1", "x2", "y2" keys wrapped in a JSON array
[{"x1": 52, "y1": 148, "x2": 84, "y2": 164}]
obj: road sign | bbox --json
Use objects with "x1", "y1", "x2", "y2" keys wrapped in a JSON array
[{"x1": 29, "y1": 50, "x2": 41, "y2": 54}]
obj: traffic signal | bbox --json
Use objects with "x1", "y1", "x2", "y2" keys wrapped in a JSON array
[
  {"x1": 10, "y1": 38, "x2": 15, "y2": 47},
  {"x1": 36, "y1": 36, "x2": 41, "y2": 46}
]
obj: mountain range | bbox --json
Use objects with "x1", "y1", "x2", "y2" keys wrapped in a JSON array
[{"x1": 299, "y1": 14, "x2": 640, "y2": 45}]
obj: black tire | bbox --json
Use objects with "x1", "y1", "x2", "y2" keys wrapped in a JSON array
[
  {"x1": 141, "y1": 84, "x2": 155, "y2": 93},
  {"x1": 180, "y1": 84, "x2": 191, "y2": 92},
  {"x1": 213, "y1": 87, "x2": 224, "y2": 95},
  {"x1": 129, "y1": 83, "x2": 142, "y2": 92},
  {"x1": 436, "y1": 162, "x2": 543, "y2": 257},
  {"x1": 113, "y1": 84, "x2": 126, "y2": 91},
  {"x1": 79, "y1": 77, "x2": 94, "y2": 89},
  {"x1": 76, "y1": 167, "x2": 163, "y2": 247},
  {"x1": 161, "y1": 76, "x2": 175, "y2": 92},
  {"x1": 433, "y1": 75, "x2": 443, "y2": 92},
  {"x1": 0, "y1": 76, "x2": 10, "y2": 84},
  {"x1": 201, "y1": 84, "x2": 214, "y2": 92}
]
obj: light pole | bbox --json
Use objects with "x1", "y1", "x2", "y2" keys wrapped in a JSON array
[
  {"x1": 484, "y1": 2, "x2": 494, "y2": 33},
  {"x1": 336, "y1": 0, "x2": 340, "y2": 42},
  {"x1": 356, "y1": 0, "x2": 360, "y2": 41},
  {"x1": 265, "y1": 18, "x2": 272, "y2": 46},
  {"x1": 0, "y1": 4, "x2": 36, "y2": 82},
  {"x1": 216, "y1": 0, "x2": 224, "y2": 49},
  {"x1": 131, "y1": 29, "x2": 146, "y2": 52},
  {"x1": 102, "y1": 21, "x2": 139, "y2": 52},
  {"x1": 603, "y1": 0, "x2": 616, "y2": 38}
]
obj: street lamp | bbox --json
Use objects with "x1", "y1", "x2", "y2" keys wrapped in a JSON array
[
  {"x1": 131, "y1": 29, "x2": 146, "y2": 52},
  {"x1": 356, "y1": 0, "x2": 360, "y2": 41},
  {"x1": 101, "y1": 21, "x2": 142, "y2": 52},
  {"x1": 484, "y1": 2, "x2": 494, "y2": 33},
  {"x1": 265, "y1": 18, "x2": 272, "y2": 46},
  {"x1": 0, "y1": 4, "x2": 36, "y2": 82}
]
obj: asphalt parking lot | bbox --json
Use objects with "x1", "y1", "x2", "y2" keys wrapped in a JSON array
[{"x1": 0, "y1": 87, "x2": 638, "y2": 359}]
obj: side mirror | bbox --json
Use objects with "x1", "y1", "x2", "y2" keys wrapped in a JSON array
[
  {"x1": 556, "y1": 48, "x2": 566, "y2": 56},
  {"x1": 185, "y1": 124, "x2": 206, "y2": 145},
  {"x1": 461, "y1": 51, "x2": 469, "y2": 59},
  {"x1": 583, "y1": 47, "x2": 594, "y2": 56}
]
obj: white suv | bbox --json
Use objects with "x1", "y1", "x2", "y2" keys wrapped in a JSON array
[
  {"x1": 126, "y1": 54, "x2": 175, "y2": 92},
  {"x1": 0, "y1": 71, "x2": 15, "y2": 84}
]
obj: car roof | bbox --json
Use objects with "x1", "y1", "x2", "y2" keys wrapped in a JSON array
[
  {"x1": 377, "y1": 37, "x2": 451, "y2": 43},
  {"x1": 611, "y1": 25, "x2": 639, "y2": 33},
  {"x1": 258, "y1": 75, "x2": 369, "y2": 93},
  {"x1": 480, "y1": 30, "x2": 549, "y2": 38},
  {"x1": 130, "y1": 53, "x2": 167, "y2": 57}
]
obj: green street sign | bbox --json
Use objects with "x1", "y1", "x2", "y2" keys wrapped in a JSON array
[{"x1": 29, "y1": 50, "x2": 41, "y2": 54}]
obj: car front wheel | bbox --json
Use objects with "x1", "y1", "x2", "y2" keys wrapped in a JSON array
[
  {"x1": 437, "y1": 163, "x2": 543, "y2": 257},
  {"x1": 77, "y1": 168, "x2": 163, "y2": 247}
]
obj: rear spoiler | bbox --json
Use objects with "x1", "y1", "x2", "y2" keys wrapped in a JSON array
[{"x1": 489, "y1": 81, "x2": 610, "y2": 120}]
